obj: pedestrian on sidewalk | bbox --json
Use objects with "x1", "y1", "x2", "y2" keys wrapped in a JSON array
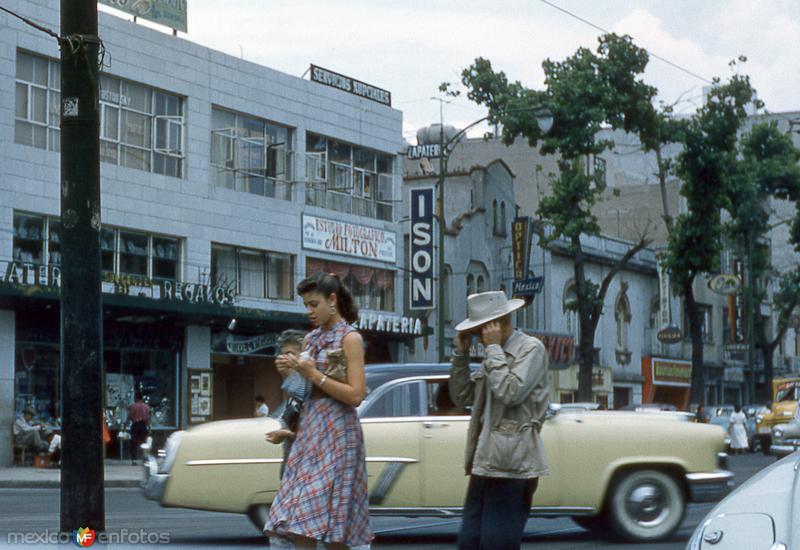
[
  {"x1": 263, "y1": 272, "x2": 373, "y2": 550},
  {"x1": 128, "y1": 391, "x2": 150, "y2": 465},
  {"x1": 729, "y1": 404, "x2": 749, "y2": 455},
  {"x1": 450, "y1": 291, "x2": 551, "y2": 550}
]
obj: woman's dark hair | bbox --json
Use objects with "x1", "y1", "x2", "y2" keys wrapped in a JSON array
[
  {"x1": 297, "y1": 271, "x2": 359, "y2": 324},
  {"x1": 734, "y1": 404, "x2": 742, "y2": 413}
]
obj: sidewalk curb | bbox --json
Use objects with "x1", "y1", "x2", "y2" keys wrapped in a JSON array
[{"x1": 0, "y1": 480, "x2": 141, "y2": 489}]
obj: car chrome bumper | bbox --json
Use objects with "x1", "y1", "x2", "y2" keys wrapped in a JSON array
[
  {"x1": 140, "y1": 455, "x2": 169, "y2": 502},
  {"x1": 770, "y1": 444, "x2": 799, "y2": 458},
  {"x1": 685, "y1": 470, "x2": 735, "y2": 503}
]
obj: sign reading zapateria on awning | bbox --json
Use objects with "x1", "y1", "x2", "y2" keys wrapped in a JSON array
[
  {"x1": 309, "y1": 65, "x2": 391, "y2": 106},
  {"x1": 98, "y1": 0, "x2": 187, "y2": 33},
  {"x1": 302, "y1": 214, "x2": 396, "y2": 263}
]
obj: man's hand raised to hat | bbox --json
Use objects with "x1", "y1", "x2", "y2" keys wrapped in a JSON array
[{"x1": 480, "y1": 321, "x2": 502, "y2": 346}]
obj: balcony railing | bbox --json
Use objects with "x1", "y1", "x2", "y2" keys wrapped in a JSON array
[{"x1": 304, "y1": 183, "x2": 393, "y2": 222}]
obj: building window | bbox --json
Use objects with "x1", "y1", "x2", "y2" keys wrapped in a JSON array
[
  {"x1": 100, "y1": 228, "x2": 180, "y2": 282},
  {"x1": 304, "y1": 133, "x2": 394, "y2": 221},
  {"x1": 722, "y1": 306, "x2": 732, "y2": 345},
  {"x1": 593, "y1": 155, "x2": 606, "y2": 186},
  {"x1": 99, "y1": 74, "x2": 184, "y2": 177},
  {"x1": 466, "y1": 274, "x2": 475, "y2": 297},
  {"x1": 615, "y1": 293, "x2": 631, "y2": 352},
  {"x1": 499, "y1": 202, "x2": 507, "y2": 236},
  {"x1": 210, "y1": 107, "x2": 293, "y2": 199},
  {"x1": 492, "y1": 200, "x2": 498, "y2": 235},
  {"x1": 211, "y1": 245, "x2": 294, "y2": 301},
  {"x1": 306, "y1": 258, "x2": 395, "y2": 312},
  {"x1": 476, "y1": 275, "x2": 486, "y2": 293},
  {"x1": 15, "y1": 51, "x2": 61, "y2": 152}
]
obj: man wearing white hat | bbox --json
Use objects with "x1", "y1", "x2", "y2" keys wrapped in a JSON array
[{"x1": 449, "y1": 291, "x2": 550, "y2": 550}]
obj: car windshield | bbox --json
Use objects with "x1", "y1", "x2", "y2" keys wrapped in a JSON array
[{"x1": 774, "y1": 382, "x2": 799, "y2": 403}]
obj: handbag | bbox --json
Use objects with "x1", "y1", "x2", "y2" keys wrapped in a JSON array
[{"x1": 323, "y1": 348, "x2": 348, "y2": 382}]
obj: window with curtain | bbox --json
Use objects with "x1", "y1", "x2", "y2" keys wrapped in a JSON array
[
  {"x1": 211, "y1": 245, "x2": 294, "y2": 300},
  {"x1": 305, "y1": 258, "x2": 394, "y2": 312},
  {"x1": 564, "y1": 284, "x2": 579, "y2": 340},
  {"x1": 615, "y1": 293, "x2": 631, "y2": 352}
]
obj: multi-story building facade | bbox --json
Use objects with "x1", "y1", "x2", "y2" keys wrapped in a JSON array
[{"x1": 1, "y1": 1, "x2": 411, "y2": 465}]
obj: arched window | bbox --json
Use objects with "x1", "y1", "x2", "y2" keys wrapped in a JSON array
[
  {"x1": 477, "y1": 274, "x2": 486, "y2": 293},
  {"x1": 563, "y1": 283, "x2": 579, "y2": 340},
  {"x1": 466, "y1": 273, "x2": 475, "y2": 297},
  {"x1": 492, "y1": 200, "x2": 498, "y2": 234},
  {"x1": 649, "y1": 297, "x2": 660, "y2": 329},
  {"x1": 500, "y1": 202, "x2": 507, "y2": 236},
  {"x1": 615, "y1": 292, "x2": 632, "y2": 352}
]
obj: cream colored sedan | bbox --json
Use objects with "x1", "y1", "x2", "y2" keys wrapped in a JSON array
[{"x1": 142, "y1": 363, "x2": 733, "y2": 542}]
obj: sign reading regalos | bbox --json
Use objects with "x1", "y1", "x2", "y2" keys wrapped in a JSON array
[
  {"x1": 410, "y1": 188, "x2": 434, "y2": 310},
  {"x1": 302, "y1": 215, "x2": 396, "y2": 263},
  {"x1": 98, "y1": 0, "x2": 187, "y2": 33},
  {"x1": 309, "y1": 65, "x2": 391, "y2": 106}
]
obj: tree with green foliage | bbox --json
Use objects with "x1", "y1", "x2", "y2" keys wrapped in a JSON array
[
  {"x1": 458, "y1": 34, "x2": 656, "y2": 401},
  {"x1": 667, "y1": 72, "x2": 760, "y2": 404},
  {"x1": 727, "y1": 121, "x2": 800, "y2": 395}
]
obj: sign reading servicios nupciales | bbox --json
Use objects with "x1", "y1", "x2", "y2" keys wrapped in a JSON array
[
  {"x1": 309, "y1": 65, "x2": 392, "y2": 106},
  {"x1": 98, "y1": 0, "x2": 187, "y2": 33}
]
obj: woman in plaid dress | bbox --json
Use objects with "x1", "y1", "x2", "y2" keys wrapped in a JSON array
[{"x1": 265, "y1": 272, "x2": 373, "y2": 550}]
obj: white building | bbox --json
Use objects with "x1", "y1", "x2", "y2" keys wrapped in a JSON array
[{"x1": 1, "y1": 1, "x2": 411, "y2": 465}]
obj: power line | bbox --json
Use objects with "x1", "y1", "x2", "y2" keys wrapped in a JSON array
[{"x1": 538, "y1": 0, "x2": 714, "y2": 85}]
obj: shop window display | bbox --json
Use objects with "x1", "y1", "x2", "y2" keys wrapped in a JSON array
[{"x1": 306, "y1": 258, "x2": 395, "y2": 312}]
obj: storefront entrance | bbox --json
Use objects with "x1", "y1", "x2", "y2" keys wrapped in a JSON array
[{"x1": 211, "y1": 353, "x2": 283, "y2": 420}]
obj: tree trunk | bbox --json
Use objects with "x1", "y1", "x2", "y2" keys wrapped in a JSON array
[
  {"x1": 684, "y1": 278, "x2": 706, "y2": 405},
  {"x1": 573, "y1": 239, "x2": 594, "y2": 402}
]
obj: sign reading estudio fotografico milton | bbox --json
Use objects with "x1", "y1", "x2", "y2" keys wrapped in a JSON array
[{"x1": 302, "y1": 214, "x2": 396, "y2": 264}]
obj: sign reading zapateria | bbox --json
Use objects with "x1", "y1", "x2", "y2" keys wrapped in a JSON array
[
  {"x1": 302, "y1": 214, "x2": 396, "y2": 264},
  {"x1": 309, "y1": 65, "x2": 391, "y2": 107}
]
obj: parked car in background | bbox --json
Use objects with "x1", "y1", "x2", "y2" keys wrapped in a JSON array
[
  {"x1": 770, "y1": 407, "x2": 800, "y2": 458},
  {"x1": 142, "y1": 363, "x2": 733, "y2": 543},
  {"x1": 754, "y1": 377, "x2": 800, "y2": 454},
  {"x1": 621, "y1": 403, "x2": 678, "y2": 412},
  {"x1": 686, "y1": 451, "x2": 800, "y2": 550}
]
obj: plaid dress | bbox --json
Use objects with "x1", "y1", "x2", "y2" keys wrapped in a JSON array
[{"x1": 264, "y1": 319, "x2": 373, "y2": 547}]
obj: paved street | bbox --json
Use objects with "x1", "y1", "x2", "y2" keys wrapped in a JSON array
[{"x1": 0, "y1": 453, "x2": 775, "y2": 549}]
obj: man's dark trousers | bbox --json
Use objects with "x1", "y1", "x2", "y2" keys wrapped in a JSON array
[{"x1": 457, "y1": 475, "x2": 539, "y2": 550}]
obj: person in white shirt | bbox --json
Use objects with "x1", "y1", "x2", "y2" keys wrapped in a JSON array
[
  {"x1": 13, "y1": 407, "x2": 48, "y2": 452},
  {"x1": 255, "y1": 395, "x2": 269, "y2": 417}
]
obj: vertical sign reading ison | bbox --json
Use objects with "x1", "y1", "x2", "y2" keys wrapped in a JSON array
[{"x1": 410, "y1": 188, "x2": 434, "y2": 310}]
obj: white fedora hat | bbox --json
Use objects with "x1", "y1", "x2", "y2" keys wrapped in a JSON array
[{"x1": 455, "y1": 291, "x2": 525, "y2": 332}]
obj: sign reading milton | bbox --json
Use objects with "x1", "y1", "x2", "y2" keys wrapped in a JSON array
[
  {"x1": 302, "y1": 215, "x2": 396, "y2": 263},
  {"x1": 310, "y1": 65, "x2": 391, "y2": 106}
]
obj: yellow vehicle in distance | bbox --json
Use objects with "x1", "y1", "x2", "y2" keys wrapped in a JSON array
[{"x1": 755, "y1": 377, "x2": 800, "y2": 454}]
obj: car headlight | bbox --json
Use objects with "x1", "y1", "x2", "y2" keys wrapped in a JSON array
[
  {"x1": 773, "y1": 429, "x2": 783, "y2": 438},
  {"x1": 159, "y1": 431, "x2": 183, "y2": 474}
]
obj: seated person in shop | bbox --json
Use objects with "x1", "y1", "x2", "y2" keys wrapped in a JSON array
[
  {"x1": 255, "y1": 395, "x2": 270, "y2": 417},
  {"x1": 14, "y1": 407, "x2": 49, "y2": 453}
]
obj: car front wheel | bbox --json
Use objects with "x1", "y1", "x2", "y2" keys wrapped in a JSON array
[
  {"x1": 608, "y1": 469, "x2": 685, "y2": 541},
  {"x1": 247, "y1": 504, "x2": 269, "y2": 535}
]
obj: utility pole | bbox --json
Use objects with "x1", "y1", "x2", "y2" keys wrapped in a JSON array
[
  {"x1": 436, "y1": 99, "x2": 446, "y2": 363},
  {"x1": 60, "y1": 0, "x2": 105, "y2": 533}
]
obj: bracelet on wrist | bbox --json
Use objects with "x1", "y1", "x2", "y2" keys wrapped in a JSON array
[{"x1": 319, "y1": 374, "x2": 328, "y2": 387}]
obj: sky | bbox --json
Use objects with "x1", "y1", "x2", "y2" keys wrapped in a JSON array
[{"x1": 101, "y1": 0, "x2": 800, "y2": 143}]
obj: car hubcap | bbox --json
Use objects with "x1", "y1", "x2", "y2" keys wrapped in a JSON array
[{"x1": 626, "y1": 483, "x2": 668, "y2": 526}]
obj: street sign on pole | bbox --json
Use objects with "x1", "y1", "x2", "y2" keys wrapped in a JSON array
[
  {"x1": 512, "y1": 276, "x2": 544, "y2": 297},
  {"x1": 410, "y1": 188, "x2": 434, "y2": 310}
]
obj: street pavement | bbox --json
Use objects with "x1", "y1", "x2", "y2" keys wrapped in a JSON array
[{"x1": 0, "y1": 453, "x2": 777, "y2": 549}]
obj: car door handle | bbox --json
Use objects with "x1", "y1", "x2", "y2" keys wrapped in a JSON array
[{"x1": 423, "y1": 422, "x2": 450, "y2": 428}]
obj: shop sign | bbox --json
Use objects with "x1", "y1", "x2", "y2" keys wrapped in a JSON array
[
  {"x1": 657, "y1": 254, "x2": 671, "y2": 329},
  {"x1": 302, "y1": 214, "x2": 396, "y2": 264},
  {"x1": 511, "y1": 217, "x2": 532, "y2": 282},
  {"x1": 356, "y1": 312, "x2": 423, "y2": 335},
  {"x1": 733, "y1": 259, "x2": 747, "y2": 344},
  {"x1": 652, "y1": 359, "x2": 692, "y2": 386},
  {"x1": 98, "y1": 0, "x2": 188, "y2": 33},
  {"x1": 2, "y1": 259, "x2": 235, "y2": 306},
  {"x1": 407, "y1": 144, "x2": 441, "y2": 160},
  {"x1": 410, "y1": 188, "x2": 434, "y2": 310},
  {"x1": 160, "y1": 280, "x2": 235, "y2": 306},
  {"x1": 557, "y1": 365, "x2": 613, "y2": 393},
  {"x1": 512, "y1": 276, "x2": 544, "y2": 298},
  {"x1": 310, "y1": 64, "x2": 391, "y2": 106},
  {"x1": 708, "y1": 273, "x2": 741, "y2": 295},
  {"x1": 225, "y1": 333, "x2": 280, "y2": 355},
  {"x1": 657, "y1": 324, "x2": 682, "y2": 344}
]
